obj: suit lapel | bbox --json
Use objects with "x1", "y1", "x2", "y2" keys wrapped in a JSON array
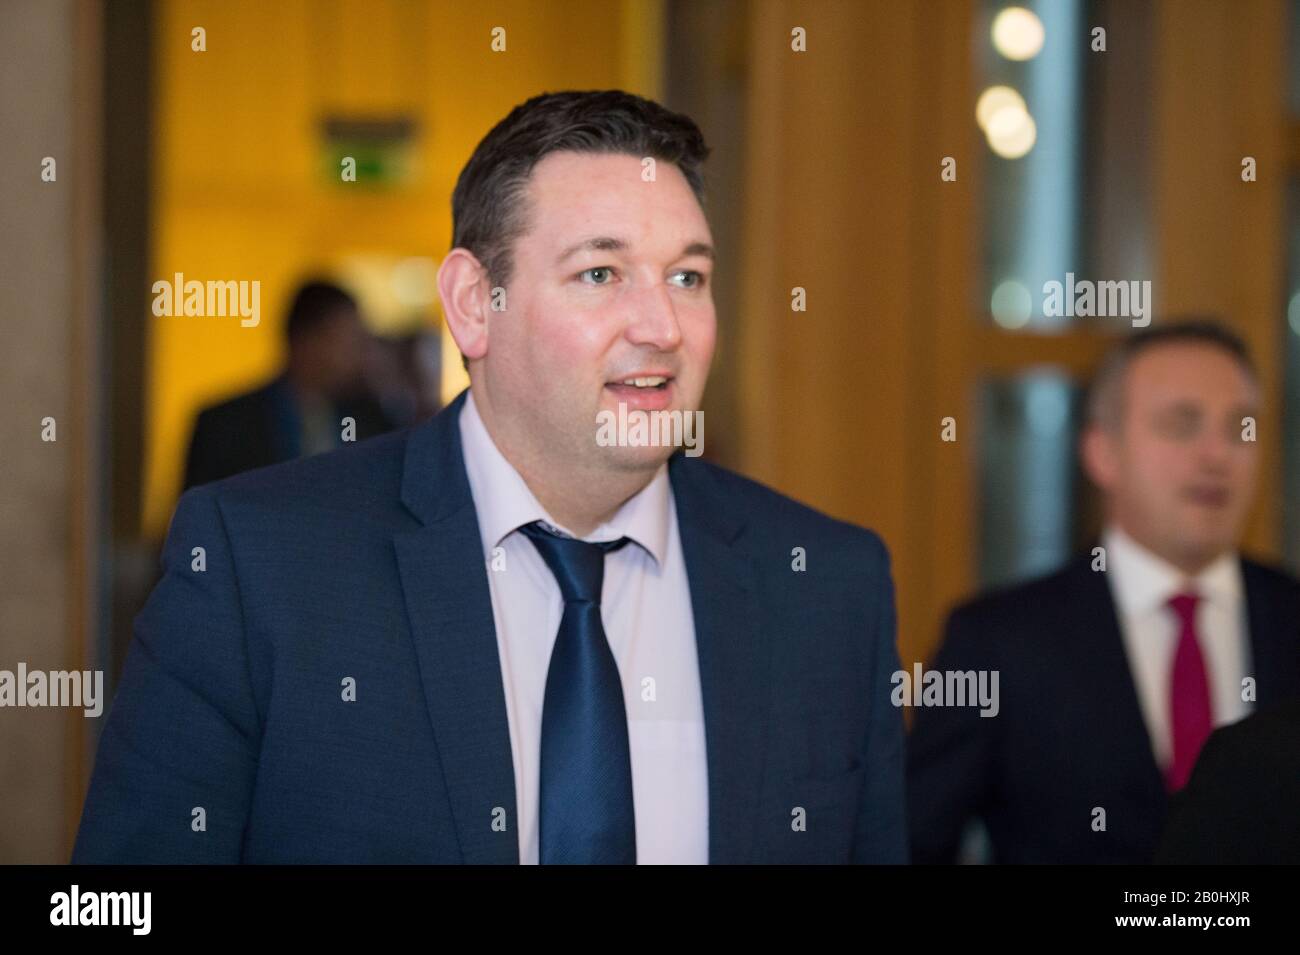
[
  {"x1": 1071, "y1": 558, "x2": 1167, "y2": 800},
  {"x1": 670, "y1": 455, "x2": 769, "y2": 864},
  {"x1": 393, "y1": 392, "x2": 518, "y2": 863},
  {"x1": 1242, "y1": 560, "x2": 1300, "y2": 706}
]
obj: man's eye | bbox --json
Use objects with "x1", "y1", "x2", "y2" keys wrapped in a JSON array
[
  {"x1": 1157, "y1": 416, "x2": 1200, "y2": 440},
  {"x1": 578, "y1": 267, "x2": 615, "y2": 285},
  {"x1": 670, "y1": 270, "x2": 705, "y2": 289}
]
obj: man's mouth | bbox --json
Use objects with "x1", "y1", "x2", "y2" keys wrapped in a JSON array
[
  {"x1": 1184, "y1": 486, "x2": 1231, "y2": 508},
  {"x1": 604, "y1": 374, "x2": 676, "y2": 410},
  {"x1": 607, "y1": 375, "x2": 671, "y2": 390}
]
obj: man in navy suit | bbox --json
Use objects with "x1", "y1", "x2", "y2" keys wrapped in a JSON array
[
  {"x1": 908, "y1": 322, "x2": 1300, "y2": 864},
  {"x1": 73, "y1": 90, "x2": 906, "y2": 864}
]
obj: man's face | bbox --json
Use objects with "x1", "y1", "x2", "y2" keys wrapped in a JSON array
[
  {"x1": 296, "y1": 308, "x2": 368, "y2": 399},
  {"x1": 1088, "y1": 342, "x2": 1260, "y2": 569},
  {"x1": 306, "y1": 311, "x2": 364, "y2": 397},
  {"x1": 478, "y1": 150, "x2": 716, "y2": 474}
]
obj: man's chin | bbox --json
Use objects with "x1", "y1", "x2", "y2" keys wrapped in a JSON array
[
  {"x1": 590, "y1": 397, "x2": 706, "y2": 465},
  {"x1": 1184, "y1": 506, "x2": 1243, "y2": 544},
  {"x1": 597, "y1": 442, "x2": 677, "y2": 473},
  {"x1": 1170, "y1": 528, "x2": 1238, "y2": 570}
]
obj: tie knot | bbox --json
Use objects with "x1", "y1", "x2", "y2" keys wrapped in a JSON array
[
  {"x1": 1167, "y1": 591, "x2": 1201, "y2": 625},
  {"x1": 519, "y1": 521, "x2": 631, "y2": 604}
]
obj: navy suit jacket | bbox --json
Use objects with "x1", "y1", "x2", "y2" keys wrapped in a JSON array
[
  {"x1": 907, "y1": 554, "x2": 1300, "y2": 864},
  {"x1": 75, "y1": 391, "x2": 906, "y2": 864}
]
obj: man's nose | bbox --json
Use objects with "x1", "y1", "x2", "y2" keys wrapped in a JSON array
[
  {"x1": 1197, "y1": 424, "x2": 1238, "y2": 468},
  {"x1": 624, "y1": 283, "x2": 683, "y2": 350}
]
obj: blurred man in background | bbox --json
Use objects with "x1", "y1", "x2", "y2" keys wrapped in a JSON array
[
  {"x1": 182, "y1": 279, "x2": 394, "y2": 489},
  {"x1": 367, "y1": 326, "x2": 444, "y2": 429},
  {"x1": 908, "y1": 322, "x2": 1300, "y2": 863}
]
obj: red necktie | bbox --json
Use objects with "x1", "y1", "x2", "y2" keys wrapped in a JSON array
[{"x1": 1166, "y1": 592, "x2": 1213, "y2": 792}]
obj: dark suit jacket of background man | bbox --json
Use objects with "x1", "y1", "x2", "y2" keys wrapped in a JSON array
[
  {"x1": 183, "y1": 374, "x2": 394, "y2": 491},
  {"x1": 1157, "y1": 700, "x2": 1300, "y2": 864},
  {"x1": 907, "y1": 555, "x2": 1300, "y2": 864},
  {"x1": 75, "y1": 390, "x2": 907, "y2": 863}
]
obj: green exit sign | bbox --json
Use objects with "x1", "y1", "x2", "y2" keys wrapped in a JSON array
[{"x1": 321, "y1": 116, "x2": 419, "y2": 188}]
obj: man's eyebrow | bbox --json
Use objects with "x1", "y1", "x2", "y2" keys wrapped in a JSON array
[
  {"x1": 681, "y1": 242, "x2": 715, "y2": 262},
  {"x1": 1158, "y1": 402, "x2": 1202, "y2": 418},
  {"x1": 555, "y1": 236, "x2": 628, "y2": 265},
  {"x1": 554, "y1": 236, "x2": 716, "y2": 265}
]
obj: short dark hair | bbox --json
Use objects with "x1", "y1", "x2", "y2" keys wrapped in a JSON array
[
  {"x1": 1086, "y1": 320, "x2": 1258, "y2": 428},
  {"x1": 285, "y1": 280, "x2": 358, "y2": 344},
  {"x1": 450, "y1": 90, "x2": 711, "y2": 290}
]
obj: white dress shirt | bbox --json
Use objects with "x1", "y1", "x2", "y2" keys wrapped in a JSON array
[
  {"x1": 458, "y1": 390, "x2": 709, "y2": 864},
  {"x1": 1103, "y1": 525, "x2": 1252, "y2": 771}
]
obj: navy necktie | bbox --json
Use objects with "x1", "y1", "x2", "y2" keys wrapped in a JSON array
[{"x1": 519, "y1": 521, "x2": 636, "y2": 864}]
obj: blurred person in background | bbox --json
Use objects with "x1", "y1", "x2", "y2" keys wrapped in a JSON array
[
  {"x1": 182, "y1": 279, "x2": 395, "y2": 490},
  {"x1": 366, "y1": 326, "x2": 443, "y2": 429},
  {"x1": 908, "y1": 322, "x2": 1300, "y2": 863}
]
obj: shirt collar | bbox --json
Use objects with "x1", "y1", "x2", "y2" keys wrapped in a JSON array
[
  {"x1": 1103, "y1": 524, "x2": 1243, "y2": 616},
  {"x1": 457, "y1": 389, "x2": 670, "y2": 565}
]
